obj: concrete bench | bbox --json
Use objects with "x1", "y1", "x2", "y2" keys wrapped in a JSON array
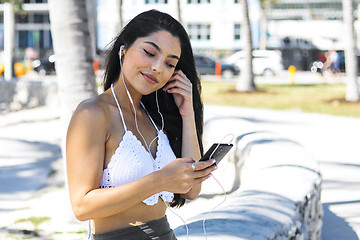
[{"x1": 174, "y1": 131, "x2": 322, "y2": 240}]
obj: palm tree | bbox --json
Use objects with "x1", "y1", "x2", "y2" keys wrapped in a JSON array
[
  {"x1": 236, "y1": 0, "x2": 256, "y2": 92},
  {"x1": 48, "y1": 0, "x2": 97, "y2": 129},
  {"x1": 177, "y1": 0, "x2": 182, "y2": 23},
  {"x1": 119, "y1": 0, "x2": 123, "y2": 30},
  {"x1": 259, "y1": 0, "x2": 277, "y2": 50},
  {"x1": 2, "y1": 0, "x2": 24, "y2": 80},
  {"x1": 3, "y1": 2, "x2": 14, "y2": 80},
  {"x1": 342, "y1": 0, "x2": 359, "y2": 102}
]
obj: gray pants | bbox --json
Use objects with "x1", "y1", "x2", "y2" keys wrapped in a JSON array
[{"x1": 91, "y1": 216, "x2": 177, "y2": 240}]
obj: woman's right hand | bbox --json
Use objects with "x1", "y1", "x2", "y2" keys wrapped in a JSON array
[{"x1": 156, "y1": 158, "x2": 217, "y2": 194}]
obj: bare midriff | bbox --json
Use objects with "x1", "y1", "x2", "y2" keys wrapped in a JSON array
[{"x1": 93, "y1": 197, "x2": 167, "y2": 234}]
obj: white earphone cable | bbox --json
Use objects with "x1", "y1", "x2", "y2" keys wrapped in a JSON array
[
  {"x1": 165, "y1": 202, "x2": 189, "y2": 240},
  {"x1": 118, "y1": 46, "x2": 233, "y2": 240},
  {"x1": 202, "y1": 133, "x2": 234, "y2": 239},
  {"x1": 118, "y1": 49, "x2": 157, "y2": 156}
]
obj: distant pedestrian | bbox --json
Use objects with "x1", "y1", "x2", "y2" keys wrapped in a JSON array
[
  {"x1": 322, "y1": 49, "x2": 340, "y2": 75},
  {"x1": 66, "y1": 10, "x2": 216, "y2": 240},
  {"x1": 329, "y1": 49, "x2": 340, "y2": 74}
]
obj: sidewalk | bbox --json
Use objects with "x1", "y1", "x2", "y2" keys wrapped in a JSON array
[{"x1": 0, "y1": 105, "x2": 359, "y2": 239}]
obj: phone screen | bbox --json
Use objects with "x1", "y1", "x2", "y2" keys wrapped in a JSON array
[{"x1": 199, "y1": 143, "x2": 233, "y2": 165}]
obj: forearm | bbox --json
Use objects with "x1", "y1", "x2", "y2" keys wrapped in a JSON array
[
  {"x1": 71, "y1": 172, "x2": 161, "y2": 221},
  {"x1": 181, "y1": 114, "x2": 201, "y2": 160},
  {"x1": 181, "y1": 114, "x2": 202, "y2": 199}
]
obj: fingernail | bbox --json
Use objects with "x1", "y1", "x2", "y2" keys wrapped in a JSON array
[
  {"x1": 214, "y1": 165, "x2": 218, "y2": 170},
  {"x1": 212, "y1": 159, "x2": 216, "y2": 164}
]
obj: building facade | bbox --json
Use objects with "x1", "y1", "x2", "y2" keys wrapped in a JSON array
[
  {"x1": 266, "y1": 0, "x2": 360, "y2": 50},
  {"x1": 0, "y1": 0, "x2": 52, "y2": 60},
  {"x1": 97, "y1": 0, "x2": 254, "y2": 53},
  {"x1": 1, "y1": 0, "x2": 360, "y2": 60}
]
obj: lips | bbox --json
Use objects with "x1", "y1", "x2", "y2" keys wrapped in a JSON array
[{"x1": 141, "y1": 73, "x2": 158, "y2": 84}]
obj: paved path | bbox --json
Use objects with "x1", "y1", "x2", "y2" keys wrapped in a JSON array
[{"x1": 0, "y1": 105, "x2": 359, "y2": 239}]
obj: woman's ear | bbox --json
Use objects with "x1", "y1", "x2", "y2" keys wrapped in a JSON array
[{"x1": 119, "y1": 45, "x2": 126, "y2": 60}]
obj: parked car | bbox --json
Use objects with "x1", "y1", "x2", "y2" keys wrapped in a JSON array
[
  {"x1": 32, "y1": 55, "x2": 56, "y2": 76},
  {"x1": 194, "y1": 54, "x2": 240, "y2": 78},
  {"x1": 223, "y1": 50, "x2": 283, "y2": 77}
]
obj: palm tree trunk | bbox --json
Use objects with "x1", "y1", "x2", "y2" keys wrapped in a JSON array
[
  {"x1": 177, "y1": 0, "x2": 182, "y2": 23},
  {"x1": 3, "y1": 3, "x2": 14, "y2": 80},
  {"x1": 119, "y1": 0, "x2": 123, "y2": 30},
  {"x1": 259, "y1": 1, "x2": 270, "y2": 50},
  {"x1": 236, "y1": 0, "x2": 256, "y2": 92},
  {"x1": 48, "y1": 0, "x2": 97, "y2": 123},
  {"x1": 342, "y1": 0, "x2": 359, "y2": 101},
  {"x1": 48, "y1": 0, "x2": 97, "y2": 221}
]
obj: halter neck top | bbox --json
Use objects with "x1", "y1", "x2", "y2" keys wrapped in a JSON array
[{"x1": 99, "y1": 86, "x2": 176, "y2": 206}]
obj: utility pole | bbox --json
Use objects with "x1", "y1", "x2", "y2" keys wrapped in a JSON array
[{"x1": 4, "y1": 3, "x2": 14, "y2": 81}]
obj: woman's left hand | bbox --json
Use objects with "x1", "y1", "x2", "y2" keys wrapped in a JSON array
[{"x1": 163, "y1": 70, "x2": 194, "y2": 118}]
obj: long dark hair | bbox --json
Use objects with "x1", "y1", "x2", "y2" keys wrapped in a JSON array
[{"x1": 103, "y1": 10, "x2": 203, "y2": 208}]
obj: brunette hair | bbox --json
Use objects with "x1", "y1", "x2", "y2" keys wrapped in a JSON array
[{"x1": 103, "y1": 10, "x2": 203, "y2": 207}]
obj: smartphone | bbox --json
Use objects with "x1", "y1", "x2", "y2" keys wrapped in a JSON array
[{"x1": 199, "y1": 143, "x2": 233, "y2": 165}]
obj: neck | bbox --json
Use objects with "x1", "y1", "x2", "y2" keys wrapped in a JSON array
[{"x1": 112, "y1": 79, "x2": 142, "y2": 112}]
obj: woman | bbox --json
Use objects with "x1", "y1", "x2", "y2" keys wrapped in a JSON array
[{"x1": 66, "y1": 10, "x2": 217, "y2": 240}]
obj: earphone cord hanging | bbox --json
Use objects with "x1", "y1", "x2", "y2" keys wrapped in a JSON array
[
  {"x1": 118, "y1": 52, "x2": 158, "y2": 155},
  {"x1": 202, "y1": 133, "x2": 234, "y2": 240},
  {"x1": 119, "y1": 49, "x2": 189, "y2": 239},
  {"x1": 165, "y1": 202, "x2": 189, "y2": 240}
]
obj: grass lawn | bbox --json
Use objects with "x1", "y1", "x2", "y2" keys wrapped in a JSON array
[{"x1": 201, "y1": 81, "x2": 360, "y2": 118}]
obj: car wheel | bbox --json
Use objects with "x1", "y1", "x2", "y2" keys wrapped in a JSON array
[
  {"x1": 222, "y1": 69, "x2": 234, "y2": 79},
  {"x1": 262, "y1": 68, "x2": 274, "y2": 77}
]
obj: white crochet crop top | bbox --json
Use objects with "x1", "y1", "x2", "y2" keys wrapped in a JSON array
[{"x1": 99, "y1": 86, "x2": 177, "y2": 206}]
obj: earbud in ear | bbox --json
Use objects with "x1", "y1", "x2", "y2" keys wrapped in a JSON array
[{"x1": 119, "y1": 45, "x2": 125, "y2": 61}]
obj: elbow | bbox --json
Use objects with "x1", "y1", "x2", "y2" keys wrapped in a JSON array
[{"x1": 72, "y1": 204, "x2": 91, "y2": 222}]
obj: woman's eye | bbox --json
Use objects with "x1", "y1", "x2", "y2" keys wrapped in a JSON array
[
  {"x1": 167, "y1": 63, "x2": 175, "y2": 68},
  {"x1": 143, "y1": 49, "x2": 155, "y2": 57}
]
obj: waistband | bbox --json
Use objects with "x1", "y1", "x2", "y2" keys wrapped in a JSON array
[{"x1": 92, "y1": 216, "x2": 177, "y2": 240}]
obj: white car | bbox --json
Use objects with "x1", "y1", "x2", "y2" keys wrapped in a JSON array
[{"x1": 224, "y1": 50, "x2": 283, "y2": 77}]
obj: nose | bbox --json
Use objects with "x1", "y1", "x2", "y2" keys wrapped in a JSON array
[{"x1": 151, "y1": 58, "x2": 163, "y2": 73}]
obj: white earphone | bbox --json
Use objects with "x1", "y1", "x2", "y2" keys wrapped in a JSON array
[{"x1": 119, "y1": 45, "x2": 125, "y2": 59}]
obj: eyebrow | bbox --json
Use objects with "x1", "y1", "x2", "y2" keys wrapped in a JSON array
[{"x1": 144, "y1": 41, "x2": 180, "y2": 60}]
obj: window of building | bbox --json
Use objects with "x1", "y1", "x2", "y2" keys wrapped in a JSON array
[
  {"x1": 15, "y1": 13, "x2": 29, "y2": 24},
  {"x1": 145, "y1": 0, "x2": 168, "y2": 3},
  {"x1": 15, "y1": 13, "x2": 49, "y2": 24},
  {"x1": 234, "y1": 23, "x2": 241, "y2": 40},
  {"x1": 187, "y1": 0, "x2": 211, "y2": 4},
  {"x1": 17, "y1": 30, "x2": 52, "y2": 49},
  {"x1": 187, "y1": 23, "x2": 211, "y2": 40}
]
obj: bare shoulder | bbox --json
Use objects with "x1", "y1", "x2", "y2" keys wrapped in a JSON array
[{"x1": 68, "y1": 94, "x2": 111, "y2": 133}]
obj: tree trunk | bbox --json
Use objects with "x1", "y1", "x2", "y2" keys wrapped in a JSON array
[
  {"x1": 48, "y1": 0, "x2": 97, "y2": 121},
  {"x1": 236, "y1": 0, "x2": 256, "y2": 92},
  {"x1": 177, "y1": 0, "x2": 182, "y2": 23},
  {"x1": 4, "y1": 3, "x2": 14, "y2": 80},
  {"x1": 119, "y1": 0, "x2": 123, "y2": 30},
  {"x1": 342, "y1": 0, "x2": 359, "y2": 101},
  {"x1": 48, "y1": 0, "x2": 97, "y2": 222},
  {"x1": 48, "y1": 0, "x2": 97, "y2": 158},
  {"x1": 259, "y1": 1, "x2": 269, "y2": 50}
]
